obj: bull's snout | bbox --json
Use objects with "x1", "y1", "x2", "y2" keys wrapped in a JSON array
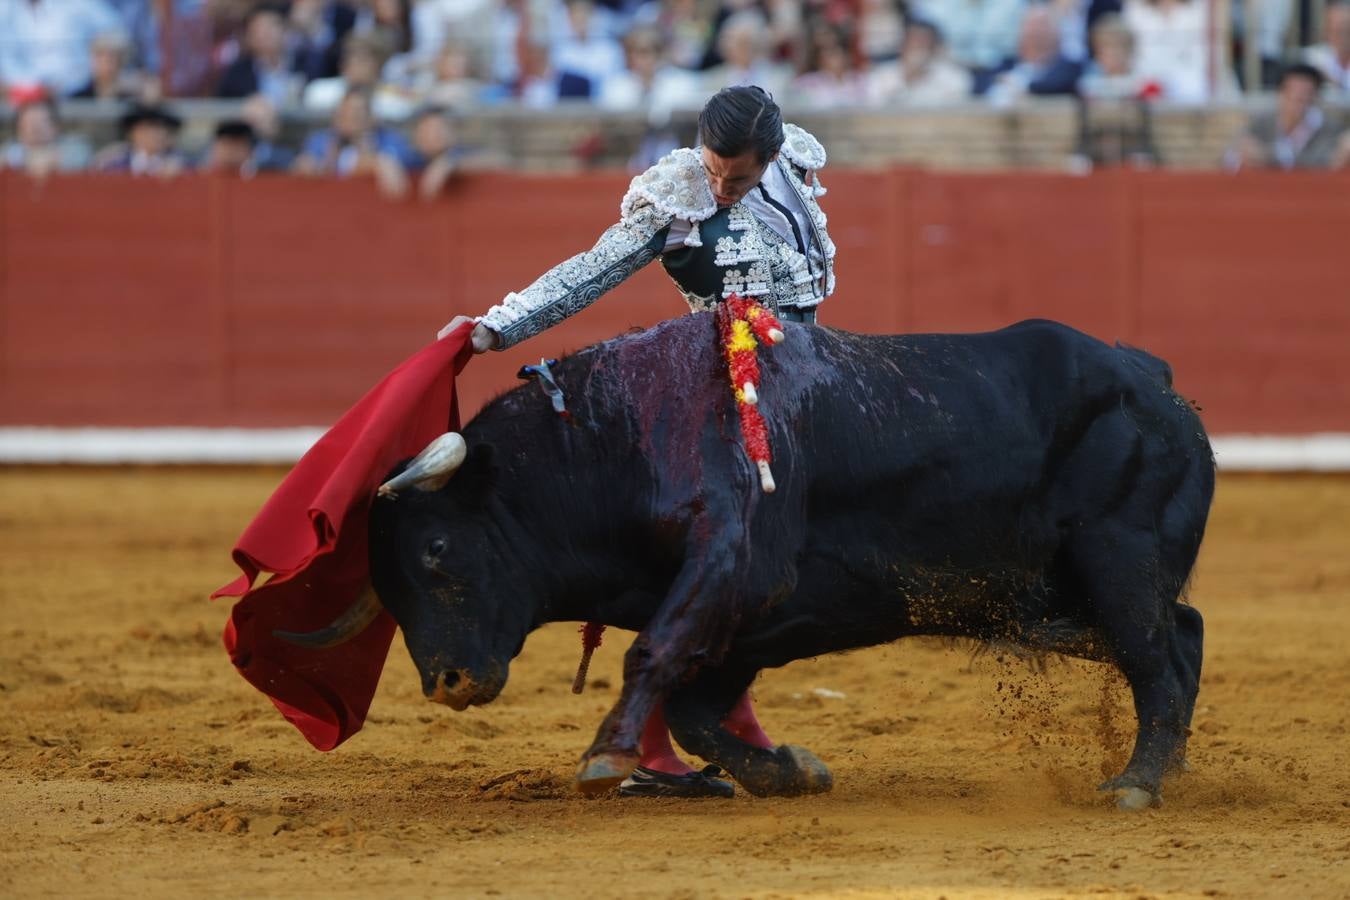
[{"x1": 426, "y1": 669, "x2": 477, "y2": 710}]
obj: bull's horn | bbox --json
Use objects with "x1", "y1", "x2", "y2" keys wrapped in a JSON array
[
  {"x1": 378, "y1": 432, "x2": 467, "y2": 498},
  {"x1": 273, "y1": 585, "x2": 383, "y2": 650}
]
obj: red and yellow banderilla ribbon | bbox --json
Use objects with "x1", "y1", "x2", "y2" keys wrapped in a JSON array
[{"x1": 716, "y1": 296, "x2": 786, "y2": 494}]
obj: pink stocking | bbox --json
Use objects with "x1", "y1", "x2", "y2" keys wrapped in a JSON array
[
  {"x1": 722, "y1": 691, "x2": 775, "y2": 749},
  {"x1": 636, "y1": 704, "x2": 694, "y2": 775},
  {"x1": 636, "y1": 692, "x2": 775, "y2": 776}
]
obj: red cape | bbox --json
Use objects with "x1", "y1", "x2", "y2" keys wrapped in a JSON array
[{"x1": 212, "y1": 325, "x2": 474, "y2": 751}]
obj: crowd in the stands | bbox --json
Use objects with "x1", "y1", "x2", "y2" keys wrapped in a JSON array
[{"x1": 3, "y1": 0, "x2": 1349, "y2": 180}]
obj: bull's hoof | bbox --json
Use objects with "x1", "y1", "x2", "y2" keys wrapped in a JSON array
[
  {"x1": 575, "y1": 750, "x2": 639, "y2": 795},
  {"x1": 1113, "y1": 786, "x2": 1160, "y2": 811},
  {"x1": 737, "y1": 745, "x2": 834, "y2": 798},
  {"x1": 1098, "y1": 776, "x2": 1161, "y2": 811}
]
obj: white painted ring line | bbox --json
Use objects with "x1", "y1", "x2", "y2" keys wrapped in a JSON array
[{"x1": 2, "y1": 428, "x2": 1350, "y2": 470}]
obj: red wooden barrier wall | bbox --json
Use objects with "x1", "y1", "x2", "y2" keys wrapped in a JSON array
[{"x1": 1, "y1": 169, "x2": 1347, "y2": 433}]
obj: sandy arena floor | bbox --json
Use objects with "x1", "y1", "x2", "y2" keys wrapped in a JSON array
[{"x1": 0, "y1": 468, "x2": 1347, "y2": 899}]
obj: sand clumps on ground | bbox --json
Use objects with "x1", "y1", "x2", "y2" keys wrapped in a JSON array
[{"x1": 1, "y1": 468, "x2": 1348, "y2": 898}]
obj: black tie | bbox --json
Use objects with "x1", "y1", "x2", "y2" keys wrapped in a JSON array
[{"x1": 758, "y1": 184, "x2": 808, "y2": 257}]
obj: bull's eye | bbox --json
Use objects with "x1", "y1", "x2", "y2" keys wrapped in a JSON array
[{"x1": 427, "y1": 538, "x2": 446, "y2": 558}]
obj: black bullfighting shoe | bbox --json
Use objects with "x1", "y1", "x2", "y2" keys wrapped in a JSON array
[{"x1": 617, "y1": 765, "x2": 735, "y2": 799}]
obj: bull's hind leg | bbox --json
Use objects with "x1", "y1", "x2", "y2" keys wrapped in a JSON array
[
  {"x1": 1068, "y1": 526, "x2": 1203, "y2": 809},
  {"x1": 1164, "y1": 601, "x2": 1204, "y2": 774},
  {"x1": 665, "y1": 666, "x2": 833, "y2": 797}
]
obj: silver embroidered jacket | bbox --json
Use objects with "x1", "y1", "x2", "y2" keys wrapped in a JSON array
[{"x1": 478, "y1": 123, "x2": 836, "y2": 350}]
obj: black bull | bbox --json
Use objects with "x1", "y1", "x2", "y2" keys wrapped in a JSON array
[{"x1": 300, "y1": 316, "x2": 1214, "y2": 807}]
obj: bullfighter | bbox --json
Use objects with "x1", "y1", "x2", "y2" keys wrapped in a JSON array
[{"x1": 439, "y1": 85, "x2": 837, "y2": 799}]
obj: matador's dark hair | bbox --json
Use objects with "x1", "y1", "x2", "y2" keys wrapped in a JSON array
[{"x1": 697, "y1": 86, "x2": 784, "y2": 164}]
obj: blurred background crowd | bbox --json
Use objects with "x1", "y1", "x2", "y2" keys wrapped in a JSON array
[{"x1": 2, "y1": 0, "x2": 1349, "y2": 186}]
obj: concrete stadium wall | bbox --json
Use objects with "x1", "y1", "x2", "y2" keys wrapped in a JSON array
[
  {"x1": 9, "y1": 99, "x2": 1348, "y2": 171},
  {"x1": 1, "y1": 169, "x2": 1347, "y2": 436},
  {"x1": 352, "y1": 99, "x2": 1333, "y2": 172}
]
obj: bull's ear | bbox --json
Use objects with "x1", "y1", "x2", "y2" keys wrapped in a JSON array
[{"x1": 449, "y1": 442, "x2": 497, "y2": 507}]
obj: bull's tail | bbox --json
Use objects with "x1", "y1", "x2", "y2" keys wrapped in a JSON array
[{"x1": 1115, "y1": 342, "x2": 1173, "y2": 388}]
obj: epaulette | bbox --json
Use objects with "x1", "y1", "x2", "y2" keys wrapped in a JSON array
[
  {"x1": 620, "y1": 148, "x2": 717, "y2": 224},
  {"x1": 779, "y1": 123, "x2": 827, "y2": 173}
]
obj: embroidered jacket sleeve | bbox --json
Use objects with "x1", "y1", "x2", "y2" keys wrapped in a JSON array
[
  {"x1": 476, "y1": 204, "x2": 672, "y2": 349},
  {"x1": 478, "y1": 148, "x2": 716, "y2": 350}
]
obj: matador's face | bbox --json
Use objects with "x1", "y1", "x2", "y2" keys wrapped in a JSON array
[{"x1": 701, "y1": 146, "x2": 776, "y2": 208}]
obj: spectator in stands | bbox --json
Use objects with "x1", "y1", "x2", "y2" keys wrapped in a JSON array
[
  {"x1": 868, "y1": 18, "x2": 974, "y2": 107},
  {"x1": 598, "y1": 25, "x2": 701, "y2": 117},
  {"x1": 1074, "y1": 14, "x2": 1161, "y2": 168},
  {"x1": 1303, "y1": 0, "x2": 1350, "y2": 98},
  {"x1": 791, "y1": 20, "x2": 869, "y2": 109},
  {"x1": 350, "y1": 0, "x2": 416, "y2": 93},
  {"x1": 288, "y1": 0, "x2": 357, "y2": 82},
  {"x1": 490, "y1": 0, "x2": 558, "y2": 87},
  {"x1": 696, "y1": 0, "x2": 793, "y2": 71},
  {"x1": 978, "y1": 5, "x2": 1083, "y2": 104},
  {"x1": 0, "y1": 0, "x2": 123, "y2": 97},
  {"x1": 304, "y1": 32, "x2": 414, "y2": 119},
  {"x1": 552, "y1": 0, "x2": 627, "y2": 99},
  {"x1": 366, "y1": 0, "x2": 414, "y2": 54},
  {"x1": 1226, "y1": 63, "x2": 1349, "y2": 171},
  {"x1": 701, "y1": 10, "x2": 791, "y2": 96},
  {"x1": 911, "y1": 0, "x2": 1026, "y2": 71},
  {"x1": 517, "y1": 40, "x2": 562, "y2": 107},
  {"x1": 238, "y1": 93, "x2": 297, "y2": 171},
  {"x1": 202, "y1": 119, "x2": 259, "y2": 176},
  {"x1": 71, "y1": 29, "x2": 142, "y2": 100},
  {"x1": 1, "y1": 97, "x2": 92, "y2": 177},
  {"x1": 595, "y1": 26, "x2": 695, "y2": 169},
  {"x1": 1078, "y1": 12, "x2": 1150, "y2": 99},
  {"x1": 371, "y1": 104, "x2": 470, "y2": 199},
  {"x1": 1122, "y1": 0, "x2": 1216, "y2": 104},
  {"x1": 217, "y1": 3, "x2": 303, "y2": 106},
  {"x1": 634, "y1": 0, "x2": 717, "y2": 72},
  {"x1": 1047, "y1": 0, "x2": 1124, "y2": 64},
  {"x1": 410, "y1": 0, "x2": 494, "y2": 82},
  {"x1": 857, "y1": 0, "x2": 905, "y2": 65},
  {"x1": 408, "y1": 106, "x2": 460, "y2": 196},
  {"x1": 304, "y1": 31, "x2": 381, "y2": 108},
  {"x1": 293, "y1": 85, "x2": 415, "y2": 176},
  {"x1": 93, "y1": 101, "x2": 186, "y2": 176},
  {"x1": 413, "y1": 41, "x2": 511, "y2": 107}
]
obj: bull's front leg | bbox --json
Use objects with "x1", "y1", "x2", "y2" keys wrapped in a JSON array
[{"x1": 575, "y1": 526, "x2": 750, "y2": 794}]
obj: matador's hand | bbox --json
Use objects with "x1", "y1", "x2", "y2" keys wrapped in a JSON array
[{"x1": 438, "y1": 315, "x2": 499, "y2": 353}]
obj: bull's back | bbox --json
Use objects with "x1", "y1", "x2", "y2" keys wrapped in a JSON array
[
  {"x1": 775, "y1": 320, "x2": 1207, "y2": 562},
  {"x1": 778, "y1": 320, "x2": 1110, "y2": 478},
  {"x1": 543, "y1": 314, "x2": 1206, "y2": 550}
]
